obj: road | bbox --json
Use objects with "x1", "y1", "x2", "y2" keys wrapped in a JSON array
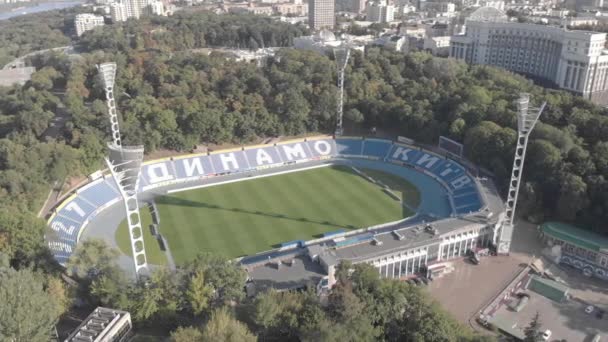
[{"x1": 2, "y1": 45, "x2": 75, "y2": 70}]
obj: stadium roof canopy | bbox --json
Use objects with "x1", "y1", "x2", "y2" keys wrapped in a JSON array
[{"x1": 541, "y1": 221, "x2": 608, "y2": 252}]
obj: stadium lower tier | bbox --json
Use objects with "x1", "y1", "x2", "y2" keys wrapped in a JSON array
[{"x1": 46, "y1": 136, "x2": 488, "y2": 267}]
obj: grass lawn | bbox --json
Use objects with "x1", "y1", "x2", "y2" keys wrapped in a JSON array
[
  {"x1": 115, "y1": 206, "x2": 167, "y2": 265},
  {"x1": 117, "y1": 165, "x2": 420, "y2": 265},
  {"x1": 360, "y1": 168, "x2": 421, "y2": 208}
]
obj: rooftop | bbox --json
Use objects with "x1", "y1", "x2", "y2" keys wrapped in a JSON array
[
  {"x1": 541, "y1": 221, "x2": 608, "y2": 252},
  {"x1": 248, "y1": 255, "x2": 326, "y2": 292},
  {"x1": 65, "y1": 307, "x2": 131, "y2": 342}
]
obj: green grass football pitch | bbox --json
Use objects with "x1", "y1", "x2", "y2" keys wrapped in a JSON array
[{"x1": 116, "y1": 165, "x2": 421, "y2": 265}]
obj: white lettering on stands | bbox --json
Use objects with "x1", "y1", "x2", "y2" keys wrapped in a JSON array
[
  {"x1": 48, "y1": 241, "x2": 72, "y2": 253},
  {"x1": 416, "y1": 153, "x2": 440, "y2": 169},
  {"x1": 219, "y1": 153, "x2": 239, "y2": 171},
  {"x1": 183, "y1": 158, "x2": 204, "y2": 177},
  {"x1": 282, "y1": 143, "x2": 307, "y2": 161},
  {"x1": 314, "y1": 140, "x2": 332, "y2": 155},
  {"x1": 451, "y1": 175, "x2": 472, "y2": 189},
  {"x1": 256, "y1": 149, "x2": 275, "y2": 165},
  {"x1": 147, "y1": 163, "x2": 174, "y2": 184},
  {"x1": 65, "y1": 202, "x2": 85, "y2": 217},
  {"x1": 439, "y1": 164, "x2": 459, "y2": 178},
  {"x1": 51, "y1": 221, "x2": 76, "y2": 236},
  {"x1": 391, "y1": 146, "x2": 414, "y2": 161}
]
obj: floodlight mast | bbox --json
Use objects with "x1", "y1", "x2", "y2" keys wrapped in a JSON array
[
  {"x1": 496, "y1": 93, "x2": 545, "y2": 255},
  {"x1": 98, "y1": 63, "x2": 149, "y2": 278},
  {"x1": 334, "y1": 46, "x2": 350, "y2": 136},
  {"x1": 98, "y1": 63, "x2": 122, "y2": 147}
]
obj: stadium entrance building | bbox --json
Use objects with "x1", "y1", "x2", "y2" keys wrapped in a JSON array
[{"x1": 540, "y1": 221, "x2": 608, "y2": 281}]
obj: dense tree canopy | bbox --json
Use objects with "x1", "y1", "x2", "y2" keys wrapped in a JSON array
[
  {"x1": 0, "y1": 267, "x2": 65, "y2": 341},
  {"x1": 0, "y1": 9, "x2": 76, "y2": 66},
  {"x1": 246, "y1": 262, "x2": 484, "y2": 341}
]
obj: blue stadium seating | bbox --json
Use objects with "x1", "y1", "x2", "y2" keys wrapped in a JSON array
[
  {"x1": 335, "y1": 139, "x2": 363, "y2": 156},
  {"x1": 57, "y1": 198, "x2": 95, "y2": 224},
  {"x1": 454, "y1": 193, "x2": 480, "y2": 205},
  {"x1": 48, "y1": 215, "x2": 80, "y2": 242},
  {"x1": 323, "y1": 229, "x2": 346, "y2": 238},
  {"x1": 455, "y1": 203, "x2": 482, "y2": 215},
  {"x1": 432, "y1": 161, "x2": 466, "y2": 182},
  {"x1": 79, "y1": 180, "x2": 120, "y2": 207},
  {"x1": 362, "y1": 140, "x2": 391, "y2": 158},
  {"x1": 452, "y1": 186, "x2": 477, "y2": 197},
  {"x1": 334, "y1": 232, "x2": 373, "y2": 248},
  {"x1": 386, "y1": 145, "x2": 425, "y2": 164},
  {"x1": 453, "y1": 191, "x2": 482, "y2": 215}
]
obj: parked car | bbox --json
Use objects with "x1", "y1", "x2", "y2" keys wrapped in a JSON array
[
  {"x1": 586, "y1": 305, "x2": 595, "y2": 314},
  {"x1": 542, "y1": 330, "x2": 552, "y2": 341}
]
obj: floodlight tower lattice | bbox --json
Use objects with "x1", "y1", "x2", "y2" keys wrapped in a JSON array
[
  {"x1": 496, "y1": 93, "x2": 545, "y2": 254},
  {"x1": 98, "y1": 62, "x2": 149, "y2": 277},
  {"x1": 334, "y1": 46, "x2": 351, "y2": 136}
]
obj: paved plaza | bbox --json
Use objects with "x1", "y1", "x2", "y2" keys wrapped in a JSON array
[{"x1": 428, "y1": 220, "x2": 608, "y2": 341}]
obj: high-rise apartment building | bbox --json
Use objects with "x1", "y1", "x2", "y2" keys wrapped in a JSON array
[
  {"x1": 74, "y1": 13, "x2": 105, "y2": 36},
  {"x1": 125, "y1": 0, "x2": 147, "y2": 19},
  {"x1": 367, "y1": 1, "x2": 395, "y2": 23},
  {"x1": 450, "y1": 7, "x2": 608, "y2": 105},
  {"x1": 350, "y1": 0, "x2": 366, "y2": 13},
  {"x1": 110, "y1": 1, "x2": 129, "y2": 22},
  {"x1": 309, "y1": 0, "x2": 335, "y2": 30}
]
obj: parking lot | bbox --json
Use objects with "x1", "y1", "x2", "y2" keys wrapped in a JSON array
[
  {"x1": 427, "y1": 256, "x2": 526, "y2": 323},
  {"x1": 492, "y1": 290, "x2": 608, "y2": 341}
]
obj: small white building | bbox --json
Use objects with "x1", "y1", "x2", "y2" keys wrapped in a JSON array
[
  {"x1": 294, "y1": 31, "x2": 368, "y2": 53},
  {"x1": 74, "y1": 13, "x2": 104, "y2": 37},
  {"x1": 423, "y1": 1, "x2": 455, "y2": 15},
  {"x1": 65, "y1": 307, "x2": 132, "y2": 342},
  {"x1": 374, "y1": 34, "x2": 407, "y2": 51},
  {"x1": 424, "y1": 36, "x2": 451, "y2": 56},
  {"x1": 148, "y1": 0, "x2": 165, "y2": 15},
  {"x1": 566, "y1": 17, "x2": 599, "y2": 27}
]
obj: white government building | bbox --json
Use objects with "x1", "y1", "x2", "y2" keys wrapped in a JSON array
[
  {"x1": 450, "y1": 7, "x2": 608, "y2": 105},
  {"x1": 74, "y1": 13, "x2": 105, "y2": 37}
]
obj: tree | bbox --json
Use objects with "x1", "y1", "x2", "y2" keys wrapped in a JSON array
[
  {"x1": 556, "y1": 172, "x2": 588, "y2": 221},
  {"x1": 89, "y1": 266, "x2": 132, "y2": 309},
  {"x1": 252, "y1": 289, "x2": 281, "y2": 332},
  {"x1": 184, "y1": 253, "x2": 247, "y2": 306},
  {"x1": 0, "y1": 205, "x2": 47, "y2": 266},
  {"x1": 524, "y1": 312, "x2": 543, "y2": 342},
  {"x1": 171, "y1": 326, "x2": 203, "y2": 342},
  {"x1": 201, "y1": 307, "x2": 257, "y2": 342},
  {"x1": 128, "y1": 268, "x2": 183, "y2": 323},
  {"x1": 0, "y1": 268, "x2": 62, "y2": 342},
  {"x1": 66, "y1": 239, "x2": 120, "y2": 279},
  {"x1": 186, "y1": 270, "x2": 214, "y2": 316}
]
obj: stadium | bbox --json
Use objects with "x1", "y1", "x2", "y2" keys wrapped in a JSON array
[{"x1": 46, "y1": 135, "x2": 506, "y2": 291}]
